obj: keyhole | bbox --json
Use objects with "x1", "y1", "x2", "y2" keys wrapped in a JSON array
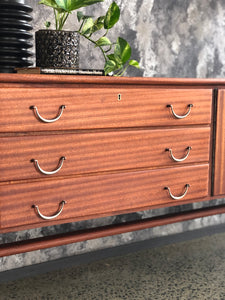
[{"x1": 118, "y1": 94, "x2": 122, "y2": 101}]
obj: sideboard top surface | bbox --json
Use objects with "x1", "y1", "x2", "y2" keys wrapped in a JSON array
[{"x1": 1, "y1": 74, "x2": 225, "y2": 87}]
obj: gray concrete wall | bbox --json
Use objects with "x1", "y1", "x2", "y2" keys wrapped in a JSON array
[
  {"x1": 30, "y1": 0, "x2": 225, "y2": 78},
  {"x1": 1, "y1": 0, "x2": 225, "y2": 271}
]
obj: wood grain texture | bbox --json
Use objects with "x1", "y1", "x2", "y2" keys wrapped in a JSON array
[
  {"x1": 0, "y1": 164, "x2": 209, "y2": 231},
  {"x1": 0, "y1": 75, "x2": 215, "y2": 241},
  {"x1": 0, "y1": 127, "x2": 210, "y2": 182},
  {"x1": 214, "y1": 90, "x2": 225, "y2": 195},
  {"x1": 1, "y1": 73, "x2": 225, "y2": 87},
  {"x1": 0, "y1": 88, "x2": 212, "y2": 132}
]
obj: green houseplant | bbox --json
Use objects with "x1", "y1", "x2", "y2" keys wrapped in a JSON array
[
  {"x1": 35, "y1": 0, "x2": 103, "y2": 69},
  {"x1": 36, "y1": 0, "x2": 140, "y2": 75},
  {"x1": 39, "y1": 0, "x2": 104, "y2": 31}
]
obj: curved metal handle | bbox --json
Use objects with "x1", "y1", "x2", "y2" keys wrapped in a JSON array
[
  {"x1": 165, "y1": 146, "x2": 192, "y2": 162},
  {"x1": 30, "y1": 105, "x2": 66, "y2": 123},
  {"x1": 31, "y1": 156, "x2": 66, "y2": 175},
  {"x1": 167, "y1": 104, "x2": 193, "y2": 119},
  {"x1": 32, "y1": 200, "x2": 66, "y2": 220},
  {"x1": 164, "y1": 184, "x2": 190, "y2": 200}
]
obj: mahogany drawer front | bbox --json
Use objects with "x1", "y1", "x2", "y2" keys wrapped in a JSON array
[
  {"x1": 0, "y1": 88, "x2": 212, "y2": 132},
  {"x1": 0, "y1": 127, "x2": 210, "y2": 182},
  {"x1": 0, "y1": 164, "x2": 209, "y2": 230}
]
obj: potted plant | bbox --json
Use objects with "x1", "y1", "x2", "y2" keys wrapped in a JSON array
[
  {"x1": 35, "y1": 0, "x2": 103, "y2": 69},
  {"x1": 36, "y1": 0, "x2": 140, "y2": 75}
]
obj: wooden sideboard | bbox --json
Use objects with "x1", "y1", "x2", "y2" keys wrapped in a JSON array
[{"x1": 1, "y1": 74, "x2": 225, "y2": 256}]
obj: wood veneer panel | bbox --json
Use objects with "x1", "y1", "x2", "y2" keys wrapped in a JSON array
[
  {"x1": 0, "y1": 164, "x2": 209, "y2": 230},
  {"x1": 0, "y1": 88, "x2": 212, "y2": 132},
  {"x1": 1, "y1": 73, "x2": 225, "y2": 87},
  {"x1": 214, "y1": 90, "x2": 225, "y2": 195},
  {"x1": 0, "y1": 127, "x2": 210, "y2": 182},
  {"x1": 0, "y1": 75, "x2": 216, "y2": 253}
]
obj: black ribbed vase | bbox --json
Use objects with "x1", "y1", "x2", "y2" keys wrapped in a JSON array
[
  {"x1": 0, "y1": 0, "x2": 33, "y2": 73},
  {"x1": 35, "y1": 30, "x2": 80, "y2": 69}
]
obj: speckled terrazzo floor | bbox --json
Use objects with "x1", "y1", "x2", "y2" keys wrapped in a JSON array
[{"x1": 1, "y1": 231, "x2": 225, "y2": 300}]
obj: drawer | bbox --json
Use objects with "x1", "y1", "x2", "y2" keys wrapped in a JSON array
[
  {"x1": 0, "y1": 88, "x2": 212, "y2": 132},
  {"x1": 0, "y1": 127, "x2": 210, "y2": 182},
  {"x1": 0, "y1": 164, "x2": 209, "y2": 230}
]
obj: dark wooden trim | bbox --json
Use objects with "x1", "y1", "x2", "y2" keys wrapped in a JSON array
[
  {"x1": 1, "y1": 203, "x2": 225, "y2": 257},
  {"x1": 211, "y1": 89, "x2": 218, "y2": 195}
]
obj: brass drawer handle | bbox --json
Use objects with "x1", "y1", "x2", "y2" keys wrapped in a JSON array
[
  {"x1": 30, "y1": 105, "x2": 66, "y2": 123},
  {"x1": 31, "y1": 156, "x2": 66, "y2": 175},
  {"x1": 164, "y1": 184, "x2": 190, "y2": 200},
  {"x1": 32, "y1": 201, "x2": 66, "y2": 220},
  {"x1": 167, "y1": 104, "x2": 193, "y2": 119},
  {"x1": 165, "y1": 146, "x2": 192, "y2": 162}
]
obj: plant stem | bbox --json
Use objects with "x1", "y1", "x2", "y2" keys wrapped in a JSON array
[
  {"x1": 58, "y1": 12, "x2": 63, "y2": 30},
  {"x1": 77, "y1": 31, "x2": 108, "y2": 62},
  {"x1": 60, "y1": 12, "x2": 69, "y2": 30},
  {"x1": 54, "y1": 9, "x2": 58, "y2": 30},
  {"x1": 103, "y1": 29, "x2": 109, "y2": 37},
  {"x1": 115, "y1": 64, "x2": 129, "y2": 77},
  {"x1": 78, "y1": 20, "x2": 85, "y2": 32},
  {"x1": 56, "y1": 10, "x2": 61, "y2": 30}
]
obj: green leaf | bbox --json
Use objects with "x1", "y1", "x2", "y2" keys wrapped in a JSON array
[
  {"x1": 81, "y1": 17, "x2": 95, "y2": 35},
  {"x1": 129, "y1": 60, "x2": 140, "y2": 68},
  {"x1": 77, "y1": 11, "x2": 84, "y2": 22},
  {"x1": 92, "y1": 23, "x2": 104, "y2": 33},
  {"x1": 96, "y1": 37, "x2": 111, "y2": 47},
  {"x1": 104, "y1": 60, "x2": 117, "y2": 75},
  {"x1": 45, "y1": 21, "x2": 51, "y2": 28},
  {"x1": 80, "y1": 15, "x2": 104, "y2": 34},
  {"x1": 107, "y1": 54, "x2": 116, "y2": 61},
  {"x1": 104, "y1": 2, "x2": 120, "y2": 29},
  {"x1": 107, "y1": 54, "x2": 122, "y2": 68},
  {"x1": 77, "y1": 11, "x2": 93, "y2": 22},
  {"x1": 54, "y1": 0, "x2": 104, "y2": 12},
  {"x1": 90, "y1": 16, "x2": 105, "y2": 33},
  {"x1": 96, "y1": 16, "x2": 105, "y2": 23},
  {"x1": 114, "y1": 37, "x2": 131, "y2": 64},
  {"x1": 39, "y1": 0, "x2": 59, "y2": 9}
]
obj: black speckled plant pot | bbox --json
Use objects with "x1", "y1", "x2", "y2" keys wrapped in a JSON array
[{"x1": 35, "y1": 30, "x2": 80, "y2": 69}]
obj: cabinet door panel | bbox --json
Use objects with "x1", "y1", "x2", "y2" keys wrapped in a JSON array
[{"x1": 214, "y1": 90, "x2": 225, "y2": 195}]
